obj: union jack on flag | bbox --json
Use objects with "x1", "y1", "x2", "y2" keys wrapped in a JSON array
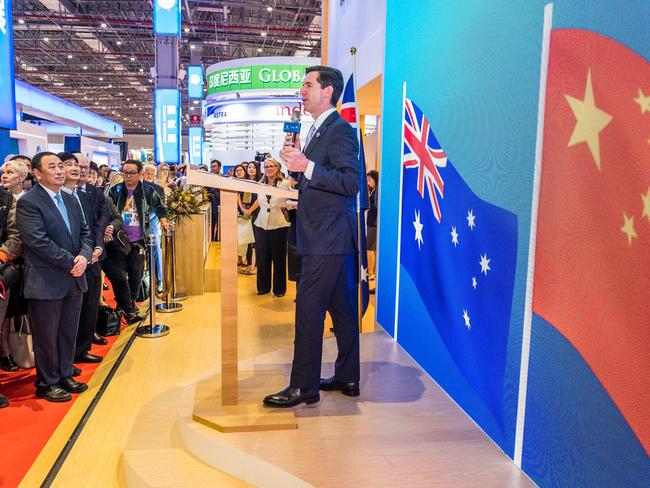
[{"x1": 403, "y1": 98, "x2": 447, "y2": 222}]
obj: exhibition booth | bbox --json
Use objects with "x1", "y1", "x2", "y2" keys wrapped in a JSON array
[{"x1": 203, "y1": 57, "x2": 317, "y2": 165}]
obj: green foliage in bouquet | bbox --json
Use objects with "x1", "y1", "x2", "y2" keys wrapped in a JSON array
[{"x1": 166, "y1": 185, "x2": 208, "y2": 223}]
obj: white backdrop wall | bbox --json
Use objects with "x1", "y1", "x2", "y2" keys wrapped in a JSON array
[{"x1": 327, "y1": 0, "x2": 386, "y2": 85}]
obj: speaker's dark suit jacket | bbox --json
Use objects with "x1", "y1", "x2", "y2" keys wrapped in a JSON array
[
  {"x1": 17, "y1": 184, "x2": 93, "y2": 386},
  {"x1": 17, "y1": 184, "x2": 93, "y2": 299},
  {"x1": 289, "y1": 109, "x2": 361, "y2": 389},
  {"x1": 293, "y1": 110, "x2": 360, "y2": 256}
]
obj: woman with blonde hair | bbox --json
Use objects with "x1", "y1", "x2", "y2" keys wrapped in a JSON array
[
  {"x1": 249, "y1": 157, "x2": 290, "y2": 297},
  {"x1": 1, "y1": 160, "x2": 30, "y2": 199}
]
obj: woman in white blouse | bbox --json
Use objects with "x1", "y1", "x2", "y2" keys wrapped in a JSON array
[{"x1": 251, "y1": 158, "x2": 291, "y2": 297}]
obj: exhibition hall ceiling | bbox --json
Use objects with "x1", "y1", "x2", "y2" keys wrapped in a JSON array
[{"x1": 12, "y1": 0, "x2": 322, "y2": 134}]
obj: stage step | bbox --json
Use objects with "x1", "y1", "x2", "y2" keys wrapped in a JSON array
[{"x1": 122, "y1": 448, "x2": 249, "y2": 487}]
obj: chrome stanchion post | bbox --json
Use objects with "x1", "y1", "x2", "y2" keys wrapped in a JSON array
[
  {"x1": 136, "y1": 234, "x2": 171, "y2": 338},
  {"x1": 171, "y1": 220, "x2": 188, "y2": 302},
  {"x1": 156, "y1": 221, "x2": 182, "y2": 313}
]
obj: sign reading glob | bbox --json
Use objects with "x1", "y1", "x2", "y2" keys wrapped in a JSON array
[
  {"x1": 207, "y1": 64, "x2": 307, "y2": 95},
  {"x1": 0, "y1": 0, "x2": 16, "y2": 130}
]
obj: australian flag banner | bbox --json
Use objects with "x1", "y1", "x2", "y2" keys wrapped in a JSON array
[
  {"x1": 341, "y1": 73, "x2": 369, "y2": 316},
  {"x1": 399, "y1": 97, "x2": 518, "y2": 427}
]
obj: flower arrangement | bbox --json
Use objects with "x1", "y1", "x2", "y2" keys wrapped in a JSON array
[{"x1": 166, "y1": 185, "x2": 208, "y2": 223}]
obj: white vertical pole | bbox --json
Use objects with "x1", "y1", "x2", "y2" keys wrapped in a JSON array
[
  {"x1": 513, "y1": 2, "x2": 554, "y2": 468},
  {"x1": 393, "y1": 82, "x2": 407, "y2": 342}
]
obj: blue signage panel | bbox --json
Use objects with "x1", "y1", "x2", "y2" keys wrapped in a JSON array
[
  {"x1": 0, "y1": 0, "x2": 16, "y2": 130},
  {"x1": 188, "y1": 126, "x2": 203, "y2": 167},
  {"x1": 154, "y1": 89, "x2": 181, "y2": 165},
  {"x1": 153, "y1": 0, "x2": 181, "y2": 36},
  {"x1": 187, "y1": 65, "x2": 204, "y2": 99}
]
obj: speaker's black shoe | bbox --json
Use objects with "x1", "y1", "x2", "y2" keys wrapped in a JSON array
[
  {"x1": 257, "y1": 290, "x2": 269, "y2": 296},
  {"x1": 36, "y1": 385, "x2": 72, "y2": 402},
  {"x1": 74, "y1": 352, "x2": 102, "y2": 363},
  {"x1": 59, "y1": 378, "x2": 88, "y2": 394},
  {"x1": 273, "y1": 292, "x2": 285, "y2": 298},
  {"x1": 92, "y1": 332, "x2": 108, "y2": 345},
  {"x1": 0, "y1": 394, "x2": 8, "y2": 408},
  {"x1": 263, "y1": 386, "x2": 320, "y2": 408},
  {"x1": 319, "y1": 376, "x2": 360, "y2": 397},
  {"x1": 72, "y1": 366, "x2": 82, "y2": 377}
]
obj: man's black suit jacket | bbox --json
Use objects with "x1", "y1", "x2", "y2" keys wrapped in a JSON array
[
  {"x1": 293, "y1": 110, "x2": 360, "y2": 256},
  {"x1": 77, "y1": 184, "x2": 110, "y2": 276},
  {"x1": 16, "y1": 184, "x2": 93, "y2": 300}
]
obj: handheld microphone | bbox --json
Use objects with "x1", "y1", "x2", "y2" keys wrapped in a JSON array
[{"x1": 283, "y1": 108, "x2": 302, "y2": 147}]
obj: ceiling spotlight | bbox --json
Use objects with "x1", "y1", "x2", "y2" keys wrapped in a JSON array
[
  {"x1": 20, "y1": 62, "x2": 26, "y2": 67},
  {"x1": 193, "y1": 100, "x2": 199, "y2": 105},
  {"x1": 267, "y1": 6, "x2": 273, "y2": 12},
  {"x1": 83, "y1": 65, "x2": 88, "y2": 70},
  {"x1": 67, "y1": 54, "x2": 73, "y2": 59},
  {"x1": 127, "y1": 98, "x2": 130, "y2": 101},
  {"x1": 94, "y1": 102, "x2": 99, "y2": 105},
  {"x1": 44, "y1": 37, "x2": 49, "y2": 42},
  {"x1": 257, "y1": 48, "x2": 262, "y2": 53},
  {"x1": 102, "y1": 106, "x2": 106, "y2": 109},
  {"x1": 139, "y1": 68, "x2": 143, "y2": 73},
  {"x1": 184, "y1": 27, "x2": 190, "y2": 33},
  {"x1": 130, "y1": 56, "x2": 136, "y2": 61},
  {"x1": 73, "y1": 90, "x2": 77, "y2": 94},
  {"x1": 119, "y1": 92, "x2": 123, "y2": 96},
  {"x1": 190, "y1": 45, "x2": 195, "y2": 50},
  {"x1": 18, "y1": 19, "x2": 25, "y2": 24},
  {"x1": 108, "y1": 84, "x2": 112, "y2": 88},
  {"x1": 84, "y1": 96, "x2": 88, "y2": 100},
  {"x1": 116, "y1": 41, "x2": 122, "y2": 46},
  {"x1": 260, "y1": 31, "x2": 266, "y2": 37},
  {"x1": 101, "y1": 23, "x2": 107, "y2": 28},
  {"x1": 99, "y1": 77, "x2": 104, "y2": 81}
]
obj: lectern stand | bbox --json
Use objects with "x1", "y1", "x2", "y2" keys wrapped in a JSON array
[{"x1": 187, "y1": 169, "x2": 300, "y2": 433}]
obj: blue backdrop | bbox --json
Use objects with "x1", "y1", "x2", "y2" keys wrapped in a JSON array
[{"x1": 377, "y1": 0, "x2": 650, "y2": 483}]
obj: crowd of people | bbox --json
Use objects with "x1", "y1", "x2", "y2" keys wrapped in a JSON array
[
  {"x1": 0, "y1": 152, "x2": 174, "y2": 407},
  {"x1": 205, "y1": 156, "x2": 379, "y2": 299},
  {"x1": 0, "y1": 148, "x2": 379, "y2": 409}
]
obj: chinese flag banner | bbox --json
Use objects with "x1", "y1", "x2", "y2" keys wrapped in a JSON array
[{"x1": 533, "y1": 29, "x2": 650, "y2": 454}]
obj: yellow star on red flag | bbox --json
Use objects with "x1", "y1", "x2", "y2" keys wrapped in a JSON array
[
  {"x1": 620, "y1": 213, "x2": 638, "y2": 246},
  {"x1": 565, "y1": 70, "x2": 613, "y2": 171},
  {"x1": 641, "y1": 188, "x2": 650, "y2": 223},
  {"x1": 634, "y1": 88, "x2": 650, "y2": 114}
]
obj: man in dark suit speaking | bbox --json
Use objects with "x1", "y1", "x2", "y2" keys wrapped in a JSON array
[
  {"x1": 17, "y1": 152, "x2": 93, "y2": 402},
  {"x1": 264, "y1": 66, "x2": 361, "y2": 408}
]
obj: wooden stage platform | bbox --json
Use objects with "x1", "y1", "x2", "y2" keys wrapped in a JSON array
[{"x1": 20, "y1": 250, "x2": 532, "y2": 487}]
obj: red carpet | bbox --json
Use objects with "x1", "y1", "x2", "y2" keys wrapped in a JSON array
[{"x1": 0, "y1": 287, "x2": 131, "y2": 487}]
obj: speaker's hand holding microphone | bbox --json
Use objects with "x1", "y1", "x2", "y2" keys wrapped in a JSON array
[{"x1": 280, "y1": 108, "x2": 309, "y2": 172}]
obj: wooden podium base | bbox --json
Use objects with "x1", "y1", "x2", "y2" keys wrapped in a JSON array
[{"x1": 192, "y1": 370, "x2": 297, "y2": 434}]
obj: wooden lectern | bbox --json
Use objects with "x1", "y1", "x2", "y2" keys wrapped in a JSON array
[{"x1": 186, "y1": 168, "x2": 300, "y2": 433}]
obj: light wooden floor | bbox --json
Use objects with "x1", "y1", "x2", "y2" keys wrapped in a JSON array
[
  {"x1": 20, "y1": 266, "x2": 374, "y2": 487},
  {"x1": 19, "y1": 257, "x2": 531, "y2": 487}
]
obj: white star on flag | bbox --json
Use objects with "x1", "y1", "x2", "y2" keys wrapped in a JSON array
[
  {"x1": 361, "y1": 266, "x2": 368, "y2": 283},
  {"x1": 463, "y1": 309, "x2": 471, "y2": 330},
  {"x1": 467, "y1": 209, "x2": 476, "y2": 229},
  {"x1": 413, "y1": 209, "x2": 424, "y2": 250},
  {"x1": 480, "y1": 254, "x2": 491, "y2": 275},
  {"x1": 472, "y1": 276, "x2": 477, "y2": 289},
  {"x1": 451, "y1": 226, "x2": 459, "y2": 247}
]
